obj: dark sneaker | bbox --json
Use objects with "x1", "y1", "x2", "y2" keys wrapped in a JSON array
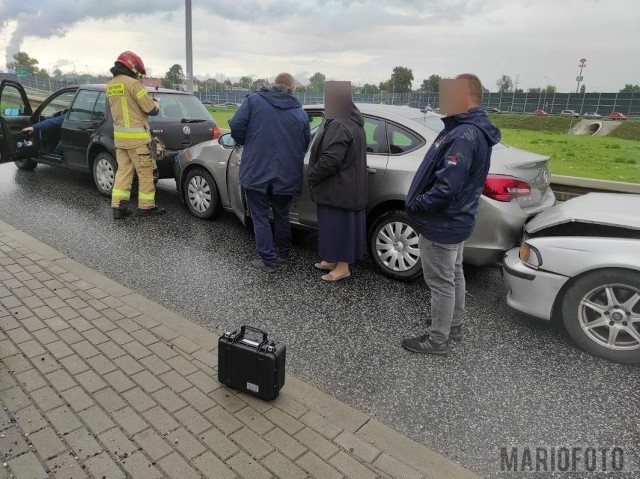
[
  {"x1": 401, "y1": 334, "x2": 448, "y2": 355},
  {"x1": 138, "y1": 206, "x2": 166, "y2": 217},
  {"x1": 112, "y1": 207, "x2": 131, "y2": 220},
  {"x1": 449, "y1": 325, "x2": 463, "y2": 342},
  {"x1": 251, "y1": 258, "x2": 279, "y2": 273},
  {"x1": 425, "y1": 320, "x2": 464, "y2": 342}
]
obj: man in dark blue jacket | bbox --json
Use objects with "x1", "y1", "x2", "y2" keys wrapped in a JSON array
[
  {"x1": 402, "y1": 74, "x2": 501, "y2": 355},
  {"x1": 229, "y1": 73, "x2": 311, "y2": 272}
]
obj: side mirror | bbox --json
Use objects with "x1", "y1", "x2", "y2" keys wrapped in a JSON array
[
  {"x1": 219, "y1": 133, "x2": 236, "y2": 148},
  {"x1": 3, "y1": 108, "x2": 21, "y2": 116}
]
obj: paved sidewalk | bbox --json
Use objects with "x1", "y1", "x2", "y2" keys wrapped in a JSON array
[{"x1": 0, "y1": 219, "x2": 480, "y2": 479}]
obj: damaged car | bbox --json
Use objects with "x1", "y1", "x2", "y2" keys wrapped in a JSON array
[{"x1": 503, "y1": 193, "x2": 640, "y2": 364}]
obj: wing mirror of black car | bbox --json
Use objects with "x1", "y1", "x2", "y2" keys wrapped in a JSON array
[
  {"x1": 3, "y1": 108, "x2": 21, "y2": 116},
  {"x1": 219, "y1": 133, "x2": 236, "y2": 148}
]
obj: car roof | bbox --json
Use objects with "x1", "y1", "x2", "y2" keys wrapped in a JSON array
[
  {"x1": 304, "y1": 103, "x2": 442, "y2": 126},
  {"x1": 78, "y1": 84, "x2": 193, "y2": 95},
  {"x1": 526, "y1": 193, "x2": 640, "y2": 233}
]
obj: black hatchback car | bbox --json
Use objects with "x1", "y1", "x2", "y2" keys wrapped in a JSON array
[{"x1": 0, "y1": 80, "x2": 219, "y2": 195}]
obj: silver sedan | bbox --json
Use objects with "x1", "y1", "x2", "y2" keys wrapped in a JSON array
[
  {"x1": 503, "y1": 193, "x2": 640, "y2": 364},
  {"x1": 174, "y1": 104, "x2": 556, "y2": 281}
]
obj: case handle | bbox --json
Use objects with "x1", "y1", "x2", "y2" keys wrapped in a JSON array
[{"x1": 241, "y1": 325, "x2": 268, "y2": 343}]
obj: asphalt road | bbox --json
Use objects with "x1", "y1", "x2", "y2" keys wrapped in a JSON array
[{"x1": 0, "y1": 162, "x2": 638, "y2": 478}]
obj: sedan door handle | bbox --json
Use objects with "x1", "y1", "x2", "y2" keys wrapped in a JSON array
[{"x1": 367, "y1": 167, "x2": 376, "y2": 174}]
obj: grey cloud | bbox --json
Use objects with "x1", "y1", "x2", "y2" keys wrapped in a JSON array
[
  {"x1": 1, "y1": 0, "x2": 177, "y2": 63},
  {"x1": 2, "y1": 0, "x2": 496, "y2": 64}
]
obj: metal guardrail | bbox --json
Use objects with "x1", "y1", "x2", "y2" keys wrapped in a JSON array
[{"x1": 551, "y1": 174, "x2": 640, "y2": 200}]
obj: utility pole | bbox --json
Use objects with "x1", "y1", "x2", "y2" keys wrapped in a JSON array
[
  {"x1": 185, "y1": 0, "x2": 194, "y2": 94},
  {"x1": 576, "y1": 58, "x2": 586, "y2": 94},
  {"x1": 514, "y1": 74, "x2": 519, "y2": 92}
]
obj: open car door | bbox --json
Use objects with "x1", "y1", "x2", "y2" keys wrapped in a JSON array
[
  {"x1": 0, "y1": 80, "x2": 37, "y2": 164},
  {"x1": 223, "y1": 134, "x2": 248, "y2": 225}
]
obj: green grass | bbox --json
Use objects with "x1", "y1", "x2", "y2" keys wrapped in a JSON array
[
  {"x1": 501, "y1": 129, "x2": 640, "y2": 183},
  {"x1": 206, "y1": 107, "x2": 237, "y2": 130},
  {"x1": 608, "y1": 121, "x2": 640, "y2": 141},
  {"x1": 489, "y1": 113, "x2": 576, "y2": 133}
]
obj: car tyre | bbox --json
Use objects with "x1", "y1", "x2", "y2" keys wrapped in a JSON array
[
  {"x1": 93, "y1": 151, "x2": 117, "y2": 197},
  {"x1": 561, "y1": 269, "x2": 640, "y2": 364},
  {"x1": 14, "y1": 158, "x2": 38, "y2": 171},
  {"x1": 368, "y1": 210, "x2": 422, "y2": 281},
  {"x1": 183, "y1": 167, "x2": 222, "y2": 219}
]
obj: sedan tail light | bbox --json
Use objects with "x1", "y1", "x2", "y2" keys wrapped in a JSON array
[
  {"x1": 483, "y1": 175, "x2": 531, "y2": 202},
  {"x1": 212, "y1": 125, "x2": 221, "y2": 140}
]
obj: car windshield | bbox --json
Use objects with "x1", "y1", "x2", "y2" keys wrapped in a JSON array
[{"x1": 153, "y1": 93, "x2": 212, "y2": 123}]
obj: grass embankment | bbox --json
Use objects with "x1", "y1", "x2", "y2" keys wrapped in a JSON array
[
  {"x1": 207, "y1": 107, "x2": 236, "y2": 130},
  {"x1": 487, "y1": 113, "x2": 639, "y2": 183},
  {"x1": 500, "y1": 130, "x2": 640, "y2": 183},
  {"x1": 490, "y1": 114, "x2": 575, "y2": 133}
]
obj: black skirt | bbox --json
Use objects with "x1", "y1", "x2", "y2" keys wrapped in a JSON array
[{"x1": 317, "y1": 204, "x2": 366, "y2": 264}]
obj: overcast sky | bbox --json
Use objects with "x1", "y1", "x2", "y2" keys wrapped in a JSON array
[{"x1": 0, "y1": 0, "x2": 638, "y2": 92}]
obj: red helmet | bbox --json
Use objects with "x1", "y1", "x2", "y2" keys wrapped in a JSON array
[{"x1": 116, "y1": 51, "x2": 146, "y2": 77}]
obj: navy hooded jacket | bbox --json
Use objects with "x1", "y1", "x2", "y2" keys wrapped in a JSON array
[
  {"x1": 405, "y1": 108, "x2": 501, "y2": 244},
  {"x1": 229, "y1": 85, "x2": 311, "y2": 196}
]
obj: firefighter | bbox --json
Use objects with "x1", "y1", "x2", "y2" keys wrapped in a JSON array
[{"x1": 107, "y1": 51, "x2": 165, "y2": 219}]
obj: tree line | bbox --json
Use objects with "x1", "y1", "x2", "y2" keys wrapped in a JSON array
[{"x1": 6, "y1": 52, "x2": 640, "y2": 94}]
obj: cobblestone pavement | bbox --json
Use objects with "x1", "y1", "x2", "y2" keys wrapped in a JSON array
[{"x1": 0, "y1": 219, "x2": 479, "y2": 479}]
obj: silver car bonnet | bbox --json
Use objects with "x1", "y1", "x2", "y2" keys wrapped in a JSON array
[{"x1": 525, "y1": 193, "x2": 640, "y2": 233}]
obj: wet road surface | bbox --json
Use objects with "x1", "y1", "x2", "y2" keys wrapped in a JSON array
[{"x1": 0, "y1": 162, "x2": 638, "y2": 478}]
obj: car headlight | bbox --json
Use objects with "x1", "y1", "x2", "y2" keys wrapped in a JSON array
[{"x1": 519, "y1": 242, "x2": 542, "y2": 268}]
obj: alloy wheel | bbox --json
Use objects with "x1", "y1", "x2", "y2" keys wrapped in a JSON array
[{"x1": 578, "y1": 283, "x2": 640, "y2": 351}]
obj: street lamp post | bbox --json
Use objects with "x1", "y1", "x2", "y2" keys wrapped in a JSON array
[
  {"x1": 543, "y1": 76, "x2": 549, "y2": 111},
  {"x1": 576, "y1": 58, "x2": 586, "y2": 94},
  {"x1": 185, "y1": 0, "x2": 194, "y2": 94}
]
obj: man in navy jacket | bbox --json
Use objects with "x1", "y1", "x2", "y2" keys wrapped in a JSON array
[
  {"x1": 229, "y1": 73, "x2": 310, "y2": 272},
  {"x1": 22, "y1": 114, "x2": 65, "y2": 155},
  {"x1": 402, "y1": 74, "x2": 501, "y2": 355}
]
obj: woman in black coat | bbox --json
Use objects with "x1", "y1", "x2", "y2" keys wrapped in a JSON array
[{"x1": 307, "y1": 103, "x2": 368, "y2": 281}]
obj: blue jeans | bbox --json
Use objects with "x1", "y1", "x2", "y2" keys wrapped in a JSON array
[
  {"x1": 419, "y1": 236, "x2": 466, "y2": 344},
  {"x1": 245, "y1": 187, "x2": 293, "y2": 268}
]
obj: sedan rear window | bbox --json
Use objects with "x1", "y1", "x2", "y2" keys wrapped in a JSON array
[
  {"x1": 411, "y1": 115, "x2": 506, "y2": 150},
  {"x1": 153, "y1": 94, "x2": 212, "y2": 123}
]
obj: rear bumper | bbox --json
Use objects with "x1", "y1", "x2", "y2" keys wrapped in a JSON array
[
  {"x1": 502, "y1": 247, "x2": 568, "y2": 321},
  {"x1": 464, "y1": 188, "x2": 555, "y2": 266}
]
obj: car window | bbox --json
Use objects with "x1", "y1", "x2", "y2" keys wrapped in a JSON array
[
  {"x1": 41, "y1": 91, "x2": 77, "y2": 118},
  {"x1": 92, "y1": 92, "x2": 106, "y2": 121},
  {"x1": 411, "y1": 116, "x2": 444, "y2": 133},
  {"x1": 68, "y1": 90, "x2": 101, "y2": 121},
  {"x1": 0, "y1": 84, "x2": 28, "y2": 116},
  {"x1": 363, "y1": 116, "x2": 388, "y2": 154},
  {"x1": 386, "y1": 122, "x2": 423, "y2": 155},
  {"x1": 308, "y1": 113, "x2": 323, "y2": 134},
  {"x1": 154, "y1": 93, "x2": 212, "y2": 123}
]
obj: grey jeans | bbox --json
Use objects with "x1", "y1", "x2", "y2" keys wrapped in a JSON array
[{"x1": 419, "y1": 236, "x2": 466, "y2": 344}]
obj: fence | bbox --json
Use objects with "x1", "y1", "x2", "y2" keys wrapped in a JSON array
[{"x1": 2, "y1": 72, "x2": 638, "y2": 117}]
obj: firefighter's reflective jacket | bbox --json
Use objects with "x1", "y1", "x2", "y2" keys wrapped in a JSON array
[{"x1": 106, "y1": 75, "x2": 158, "y2": 149}]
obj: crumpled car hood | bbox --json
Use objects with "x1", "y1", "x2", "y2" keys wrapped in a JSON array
[{"x1": 525, "y1": 192, "x2": 640, "y2": 233}]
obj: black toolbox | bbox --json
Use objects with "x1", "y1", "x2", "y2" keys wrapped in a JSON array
[{"x1": 217, "y1": 326, "x2": 286, "y2": 401}]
